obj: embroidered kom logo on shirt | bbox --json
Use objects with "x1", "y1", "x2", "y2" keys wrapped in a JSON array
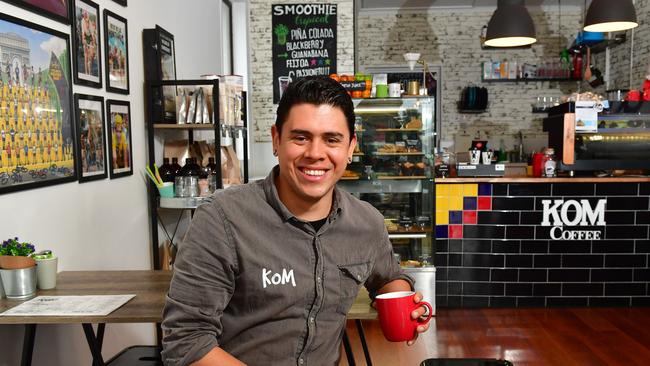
[{"x1": 262, "y1": 267, "x2": 296, "y2": 288}]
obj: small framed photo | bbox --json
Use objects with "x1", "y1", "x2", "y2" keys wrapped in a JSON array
[
  {"x1": 74, "y1": 94, "x2": 106, "y2": 182},
  {"x1": 1, "y1": 0, "x2": 71, "y2": 24},
  {"x1": 106, "y1": 100, "x2": 132, "y2": 178},
  {"x1": 103, "y1": 9, "x2": 129, "y2": 94},
  {"x1": 72, "y1": 0, "x2": 102, "y2": 88},
  {"x1": 112, "y1": 0, "x2": 126, "y2": 6}
]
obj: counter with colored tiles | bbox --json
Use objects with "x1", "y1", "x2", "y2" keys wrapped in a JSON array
[{"x1": 434, "y1": 179, "x2": 650, "y2": 308}]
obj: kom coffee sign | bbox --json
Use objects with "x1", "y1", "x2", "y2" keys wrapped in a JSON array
[
  {"x1": 272, "y1": 4, "x2": 337, "y2": 103},
  {"x1": 541, "y1": 199, "x2": 607, "y2": 240}
]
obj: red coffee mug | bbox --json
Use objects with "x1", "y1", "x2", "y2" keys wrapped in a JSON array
[{"x1": 375, "y1": 291, "x2": 433, "y2": 342}]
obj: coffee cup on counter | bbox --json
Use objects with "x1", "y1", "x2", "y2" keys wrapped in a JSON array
[
  {"x1": 469, "y1": 149, "x2": 481, "y2": 165},
  {"x1": 481, "y1": 151, "x2": 493, "y2": 165},
  {"x1": 388, "y1": 82, "x2": 402, "y2": 98},
  {"x1": 376, "y1": 84, "x2": 389, "y2": 98}
]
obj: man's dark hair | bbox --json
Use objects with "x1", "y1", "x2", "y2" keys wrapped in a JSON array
[{"x1": 275, "y1": 76, "x2": 355, "y2": 141}]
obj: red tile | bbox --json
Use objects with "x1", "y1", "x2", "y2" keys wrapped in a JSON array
[
  {"x1": 463, "y1": 211, "x2": 477, "y2": 224},
  {"x1": 478, "y1": 196, "x2": 492, "y2": 210},
  {"x1": 449, "y1": 225, "x2": 463, "y2": 239}
]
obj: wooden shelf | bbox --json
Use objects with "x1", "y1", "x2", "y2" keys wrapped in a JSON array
[
  {"x1": 375, "y1": 152, "x2": 424, "y2": 156},
  {"x1": 153, "y1": 123, "x2": 216, "y2": 130},
  {"x1": 377, "y1": 175, "x2": 427, "y2": 180},
  {"x1": 387, "y1": 226, "x2": 432, "y2": 234},
  {"x1": 340, "y1": 176, "x2": 360, "y2": 180},
  {"x1": 375, "y1": 128, "x2": 423, "y2": 132}
]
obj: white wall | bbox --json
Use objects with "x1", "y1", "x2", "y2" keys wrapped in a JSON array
[{"x1": 0, "y1": 1, "x2": 222, "y2": 365}]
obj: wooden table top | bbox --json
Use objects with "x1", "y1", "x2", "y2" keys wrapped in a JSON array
[
  {"x1": 0, "y1": 270, "x2": 171, "y2": 324},
  {"x1": 0, "y1": 270, "x2": 376, "y2": 324}
]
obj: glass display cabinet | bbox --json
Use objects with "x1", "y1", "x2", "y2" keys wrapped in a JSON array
[{"x1": 337, "y1": 97, "x2": 436, "y2": 268}]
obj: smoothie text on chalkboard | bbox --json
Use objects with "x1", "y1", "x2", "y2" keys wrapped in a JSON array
[{"x1": 272, "y1": 3, "x2": 337, "y2": 103}]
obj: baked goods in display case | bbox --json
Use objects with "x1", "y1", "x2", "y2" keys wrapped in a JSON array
[{"x1": 337, "y1": 96, "x2": 436, "y2": 268}]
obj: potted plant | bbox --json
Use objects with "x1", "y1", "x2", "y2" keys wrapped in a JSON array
[{"x1": 0, "y1": 237, "x2": 37, "y2": 299}]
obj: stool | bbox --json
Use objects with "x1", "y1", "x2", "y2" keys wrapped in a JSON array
[{"x1": 106, "y1": 345, "x2": 163, "y2": 366}]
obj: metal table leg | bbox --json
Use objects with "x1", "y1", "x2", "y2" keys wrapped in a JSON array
[
  {"x1": 355, "y1": 320, "x2": 372, "y2": 366},
  {"x1": 82, "y1": 323, "x2": 106, "y2": 366},
  {"x1": 342, "y1": 330, "x2": 356, "y2": 366},
  {"x1": 21, "y1": 324, "x2": 36, "y2": 366}
]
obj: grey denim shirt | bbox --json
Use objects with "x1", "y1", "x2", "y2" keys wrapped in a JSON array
[{"x1": 162, "y1": 167, "x2": 414, "y2": 366}]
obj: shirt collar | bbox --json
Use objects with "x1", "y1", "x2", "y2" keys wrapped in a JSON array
[{"x1": 263, "y1": 165, "x2": 343, "y2": 224}]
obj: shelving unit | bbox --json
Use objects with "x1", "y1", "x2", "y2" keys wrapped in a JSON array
[{"x1": 145, "y1": 79, "x2": 248, "y2": 270}]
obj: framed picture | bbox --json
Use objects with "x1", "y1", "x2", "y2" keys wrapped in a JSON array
[
  {"x1": 112, "y1": 0, "x2": 126, "y2": 6},
  {"x1": 0, "y1": 12, "x2": 77, "y2": 194},
  {"x1": 143, "y1": 25, "x2": 176, "y2": 122},
  {"x1": 1, "y1": 0, "x2": 71, "y2": 24},
  {"x1": 103, "y1": 9, "x2": 129, "y2": 94},
  {"x1": 74, "y1": 94, "x2": 106, "y2": 182},
  {"x1": 71, "y1": 0, "x2": 102, "y2": 88},
  {"x1": 106, "y1": 99, "x2": 132, "y2": 178}
]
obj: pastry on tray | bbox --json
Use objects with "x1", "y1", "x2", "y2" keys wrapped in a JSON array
[
  {"x1": 378, "y1": 144, "x2": 397, "y2": 153},
  {"x1": 342, "y1": 169, "x2": 359, "y2": 178},
  {"x1": 405, "y1": 118, "x2": 422, "y2": 129}
]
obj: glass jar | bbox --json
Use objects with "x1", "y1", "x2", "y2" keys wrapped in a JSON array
[{"x1": 542, "y1": 148, "x2": 557, "y2": 177}]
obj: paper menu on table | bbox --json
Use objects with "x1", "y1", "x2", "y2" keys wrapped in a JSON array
[{"x1": 0, "y1": 295, "x2": 135, "y2": 317}]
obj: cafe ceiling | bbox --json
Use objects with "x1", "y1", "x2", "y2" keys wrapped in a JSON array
[{"x1": 359, "y1": 0, "x2": 586, "y2": 10}]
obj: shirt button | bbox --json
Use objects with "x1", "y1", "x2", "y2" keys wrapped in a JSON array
[
  {"x1": 299, "y1": 358, "x2": 304, "y2": 365},
  {"x1": 357, "y1": 274, "x2": 362, "y2": 280},
  {"x1": 309, "y1": 317, "x2": 314, "y2": 323},
  {"x1": 316, "y1": 277, "x2": 321, "y2": 284}
]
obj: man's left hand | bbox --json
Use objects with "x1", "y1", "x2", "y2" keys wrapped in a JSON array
[{"x1": 407, "y1": 291, "x2": 430, "y2": 346}]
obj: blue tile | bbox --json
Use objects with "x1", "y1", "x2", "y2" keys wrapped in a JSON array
[
  {"x1": 463, "y1": 197, "x2": 477, "y2": 210},
  {"x1": 436, "y1": 225, "x2": 448, "y2": 239},
  {"x1": 478, "y1": 183, "x2": 492, "y2": 196},
  {"x1": 449, "y1": 211, "x2": 463, "y2": 224}
]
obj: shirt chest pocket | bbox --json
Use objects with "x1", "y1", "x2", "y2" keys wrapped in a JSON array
[{"x1": 336, "y1": 262, "x2": 371, "y2": 315}]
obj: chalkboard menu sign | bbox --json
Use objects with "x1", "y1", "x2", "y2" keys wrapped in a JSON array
[{"x1": 272, "y1": 4, "x2": 337, "y2": 103}]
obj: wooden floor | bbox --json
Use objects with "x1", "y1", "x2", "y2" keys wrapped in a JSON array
[{"x1": 340, "y1": 307, "x2": 650, "y2": 366}]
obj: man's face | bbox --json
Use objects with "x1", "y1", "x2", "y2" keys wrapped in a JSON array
[{"x1": 272, "y1": 103, "x2": 356, "y2": 206}]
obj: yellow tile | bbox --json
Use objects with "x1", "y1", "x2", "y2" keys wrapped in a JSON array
[
  {"x1": 436, "y1": 196, "x2": 449, "y2": 211},
  {"x1": 436, "y1": 184, "x2": 449, "y2": 197},
  {"x1": 449, "y1": 196, "x2": 463, "y2": 210},
  {"x1": 463, "y1": 184, "x2": 478, "y2": 197},
  {"x1": 449, "y1": 184, "x2": 463, "y2": 197},
  {"x1": 435, "y1": 210, "x2": 448, "y2": 225}
]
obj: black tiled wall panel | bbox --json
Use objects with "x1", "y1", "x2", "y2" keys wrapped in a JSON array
[{"x1": 435, "y1": 182, "x2": 650, "y2": 308}]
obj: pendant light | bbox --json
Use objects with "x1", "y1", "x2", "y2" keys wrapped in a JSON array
[
  {"x1": 484, "y1": 0, "x2": 537, "y2": 47},
  {"x1": 584, "y1": 0, "x2": 638, "y2": 33}
]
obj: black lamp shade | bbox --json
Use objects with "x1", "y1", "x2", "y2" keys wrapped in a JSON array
[
  {"x1": 484, "y1": 3, "x2": 537, "y2": 47},
  {"x1": 584, "y1": 0, "x2": 638, "y2": 32}
]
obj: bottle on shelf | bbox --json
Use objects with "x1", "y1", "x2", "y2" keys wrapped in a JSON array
[
  {"x1": 206, "y1": 157, "x2": 219, "y2": 192},
  {"x1": 158, "y1": 158, "x2": 175, "y2": 183},
  {"x1": 170, "y1": 157, "x2": 182, "y2": 177},
  {"x1": 198, "y1": 159, "x2": 211, "y2": 197},
  {"x1": 180, "y1": 157, "x2": 201, "y2": 177},
  {"x1": 542, "y1": 148, "x2": 557, "y2": 177},
  {"x1": 177, "y1": 158, "x2": 201, "y2": 197}
]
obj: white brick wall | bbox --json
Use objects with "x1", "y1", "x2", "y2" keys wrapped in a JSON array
[
  {"x1": 357, "y1": 7, "x2": 584, "y2": 152},
  {"x1": 249, "y1": 0, "x2": 354, "y2": 142}
]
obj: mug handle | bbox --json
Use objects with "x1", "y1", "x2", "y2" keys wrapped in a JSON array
[{"x1": 416, "y1": 301, "x2": 433, "y2": 325}]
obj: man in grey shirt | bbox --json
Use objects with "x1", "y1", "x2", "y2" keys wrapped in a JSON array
[{"x1": 162, "y1": 76, "x2": 430, "y2": 366}]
